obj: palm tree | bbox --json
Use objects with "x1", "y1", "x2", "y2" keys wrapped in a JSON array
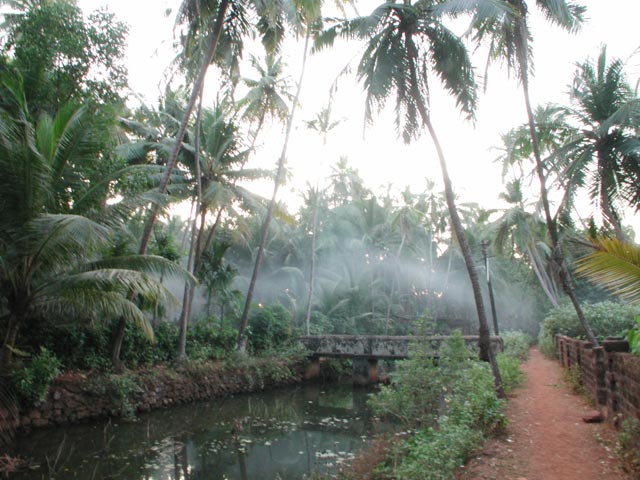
[
  {"x1": 0, "y1": 79, "x2": 192, "y2": 369},
  {"x1": 175, "y1": 99, "x2": 267, "y2": 360},
  {"x1": 557, "y1": 47, "x2": 640, "y2": 241},
  {"x1": 471, "y1": 0, "x2": 599, "y2": 346},
  {"x1": 493, "y1": 179, "x2": 560, "y2": 307},
  {"x1": 301, "y1": 102, "x2": 342, "y2": 333},
  {"x1": 318, "y1": 0, "x2": 503, "y2": 392},
  {"x1": 137, "y1": 0, "x2": 323, "y2": 255},
  {"x1": 238, "y1": 53, "x2": 294, "y2": 146},
  {"x1": 235, "y1": 32, "x2": 314, "y2": 352}
]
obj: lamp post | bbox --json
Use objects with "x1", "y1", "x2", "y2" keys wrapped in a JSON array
[{"x1": 481, "y1": 240, "x2": 499, "y2": 336}]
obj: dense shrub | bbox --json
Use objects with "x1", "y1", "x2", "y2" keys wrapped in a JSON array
[
  {"x1": 247, "y1": 304, "x2": 295, "y2": 354},
  {"x1": 619, "y1": 418, "x2": 640, "y2": 476},
  {"x1": 368, "y1": 332, "x2": 506, "y2": 479},
  {"x1": 11, "y1": 347, "x2": 61, "y2": 406},
  {"x1": 187, "y1": 317, "x2": 236, "y2": 360},
  {"x1": 538, "y1": 301, "x2": 640, "y2": 356},
  {"x1": 497, "y1": 353, "x2": 525, "y2": 393},
  {"x1": 501, "y1": 331, "x2": 534, "y2": 361}
]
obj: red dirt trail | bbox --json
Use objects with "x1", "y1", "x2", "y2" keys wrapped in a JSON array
[{"x1": 457, "y1": 348, "x2": 629, "y2": 480}]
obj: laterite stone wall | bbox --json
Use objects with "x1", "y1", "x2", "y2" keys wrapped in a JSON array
[
  {"x1": 1, "y1": 358, "x2": 306, "y2": 437},
  {"x1": 556, "y1": 335, "x2": 640, "y2": 425}
]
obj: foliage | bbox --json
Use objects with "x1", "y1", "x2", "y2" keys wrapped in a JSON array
[
  {"x1": 86, "y1": 371, "x2": 143, "y2": 420},
  {"x1": 368, "y1": 332, "x2": 506, "y2": 479},
  {"x1": 387, "y1": 423, "x2": 483, "y2": 480},
  {"x1": 575, "y1": 237, "x2": 640, "y2": 305},
  {"x1": 626, "y1": 317, "x2": 640, "y2": 356},
  {"x1": 557, "y1": 47, "x2": 640, "y2": 233},
  {"x1": 619, "y1": 418, "x2": 640, "y2": 476},
  {"x1": 538, "y1": 301, "x2": 640, "y2": 353},
  {"x1": 187, "y1": 317, "x2": 237, "y2": 361},
  {"x1": 10, "y1": 347, "x2": 61, "y2": 407},
  {"x1": 3, "y1": 0, "x2": 129, "y2": 112},
  {"x1": 501, "y1": 331, "x2": 533, "y2": 361},
  {"x1": 496, "y1": 353, "x2": 525, "y2": 394},
  {"x1": 247, "y1": 304, "x2": 294, "y2": 355}
]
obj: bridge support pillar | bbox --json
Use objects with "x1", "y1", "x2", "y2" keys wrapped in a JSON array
[
  {"x1": 352, "y1": 358, "x2": 379, "y2": 385},
  {"x1": 304, "y1": 357, "x2": 321, "y2": 380}
]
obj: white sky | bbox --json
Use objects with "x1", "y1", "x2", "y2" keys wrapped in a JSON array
[{"x1": 81, "y1": 0, "x2": 640, "y2": 236}]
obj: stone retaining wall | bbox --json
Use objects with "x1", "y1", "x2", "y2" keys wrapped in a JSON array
[
  {"x1": 555, "y1": 335, "x2": 640, "y2": 425},
  {"x1": 1, "y1": 358, "x2": 306, "y2": 436}
]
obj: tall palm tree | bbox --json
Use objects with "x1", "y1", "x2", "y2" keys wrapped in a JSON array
[
  {"x1": 301, "y1": 102, "x2": 342, "y2": 333},
  {"x1": 137, "y1": 0, "x2": 233, "y2": 256},
  {"x1": 235, "y1": 32, "x2": 314, "y2": 352},
  {"x1": 176, "y1": 99, "x2": 267, "y2": 360},
  {"x1": 238, "y1": 53, "x2": 294, "y2": 146},
  {"x1": 558, "y1": 47, "x2": 640, "y2": 241},
  {"x1": 318, "y1": 0, "x2": 503, "y2": 392},
  {"x1": 137, "y1": 0, "x2": 323, "y2": 256},
  {"x1": 470, "y1": 0, "x2": 599, "y2": 346}
]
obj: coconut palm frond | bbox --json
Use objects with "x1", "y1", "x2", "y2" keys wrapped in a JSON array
[
  {"x1": 35, "y1": 289, "x2": 154, "y2": 341},
  {"x1": 87, "y1": 255, "x2": 197, "y2": 285},
  {"x1": 38, "y1": 268, "x2": 178, "y2": 310},
  {"x1": 23, "y1": 214, "x2": 112, "y2": 272},
  {"x1": 575, "y1": 237, "x2": 640, "y2": 304}
]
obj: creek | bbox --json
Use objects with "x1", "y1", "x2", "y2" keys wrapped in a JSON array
[{"x1": 10, "y1": 382, "x2": 394, "y2": 479}]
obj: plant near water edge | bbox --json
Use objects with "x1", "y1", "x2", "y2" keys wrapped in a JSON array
[{"x1": 11, "y1": 347, "x2": 61, "y2": 407}]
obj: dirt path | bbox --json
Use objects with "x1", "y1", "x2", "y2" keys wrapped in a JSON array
[{"x1": 457, "y1": 348, "x2": 628, "y2": 480}]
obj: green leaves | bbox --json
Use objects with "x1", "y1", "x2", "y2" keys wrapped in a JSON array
[{"x1": 575, "y1": 237, "x2": 640, "y2": 305}]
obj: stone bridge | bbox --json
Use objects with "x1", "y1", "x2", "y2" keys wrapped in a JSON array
[{"x1": 299, "y1": 335, "x2": 504, "y2": 385}]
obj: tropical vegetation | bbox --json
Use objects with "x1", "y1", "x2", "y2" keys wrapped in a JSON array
[{"x1": 0, "y1": 0, "x2": 639, "y2": 476}]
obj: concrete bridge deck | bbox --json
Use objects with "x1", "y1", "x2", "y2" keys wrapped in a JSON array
[{"x1": 299, "y1": 334, "x2": 504, "y2": 385}]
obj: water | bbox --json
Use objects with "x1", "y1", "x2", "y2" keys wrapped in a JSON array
[{"x1": 10, "y1": 383, "x2": 392, "y2": 479}]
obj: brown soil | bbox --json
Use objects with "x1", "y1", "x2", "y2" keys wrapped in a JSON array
[{"x1": 457, "y1": 348, "x2": 629, "y2": 480}]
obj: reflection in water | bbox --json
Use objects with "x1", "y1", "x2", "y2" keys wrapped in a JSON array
[{"x1": 10, "y1": 383, "x2": 392, "y2": 479}]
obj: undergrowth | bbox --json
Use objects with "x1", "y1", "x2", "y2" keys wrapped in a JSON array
[
  {"x1": 618, "y1": 418, "x2": 640, "y2": 476},
  {"x1": 334, "y1": 330, "x2": 528, "y2": 480}
]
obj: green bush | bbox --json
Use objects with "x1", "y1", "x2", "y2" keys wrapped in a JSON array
[
  {"x1": 538, "y1": 301, "x2": 640, "y2": 355},
  {"x1": 11, "y1": 347, "x2": 61, "y2": 407},
  {"x1": 389, "y1": 422, "x2": 483, "y2": 480},
  {"x1": 619, "y1": 418, "x2": 640, "y2": 475},
  {"x1": 87, "y1": 372, "x2": 143, "y2": 420},
  {"x1": 501, "y1": 331, "x2": 533, "y2": 361},
  {"x1": 187, "y1": 317, "x2": 236, "y2": 361},
  {"x1": 369, "y1": 331, "x2": 506, "y2": 478},
  {"x1": 247, "y1": 304, "x2": 294, "y2": 354},
  {"x1": 497, "y1": 353, "x2": 524, "y2": 393}
]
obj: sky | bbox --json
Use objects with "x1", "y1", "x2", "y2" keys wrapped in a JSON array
[{"x1": 79, "y1": 0, "x2": 640, "y2": 236}]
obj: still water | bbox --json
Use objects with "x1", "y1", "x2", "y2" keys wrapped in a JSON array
[{"x1": 11, "y1": 383, "x2": 391, "y2": 479}]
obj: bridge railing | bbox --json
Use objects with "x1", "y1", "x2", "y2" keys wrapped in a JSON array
[{"x1": 299, "y1": 334, "x2": 503, "y2": 359}]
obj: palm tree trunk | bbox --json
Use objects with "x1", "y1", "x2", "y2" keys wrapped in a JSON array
[
  {"x1": 404, "y1": 39, "x2": 502, "y2": 395},
  {"x1": 177, "y1": 92, "x2": 205, "y2": 362},
  {"x1": 424, "y1": 116, "x2": 503, "y2": 395},
  {"x1": 525, "y1": 244, "x2": 560, "y2": 307},
  {"x1": 304, "y1": 187, "x2": 320, "y2": 335},
  {"x1": 0, "y1": 316, "x2": 20, "y2": 371},
  {"x1": 517, "y1": 43, "x2": 599, "y2": 347},
  {"x1": 138, "y1": 0, "x2": 230, "y2": 257},
  {"x1": 599, "y1": 175, "x2": 626, "y2": 241},
  {"x1": 110, "y1": 317, "x2": 127, "y2": 373},
  {"x1": 236, "y1": 33, "x2": 311, "y2": 351},
  {"x1": 109, "y1": 0, "x2": 230, "y2": 370}
]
